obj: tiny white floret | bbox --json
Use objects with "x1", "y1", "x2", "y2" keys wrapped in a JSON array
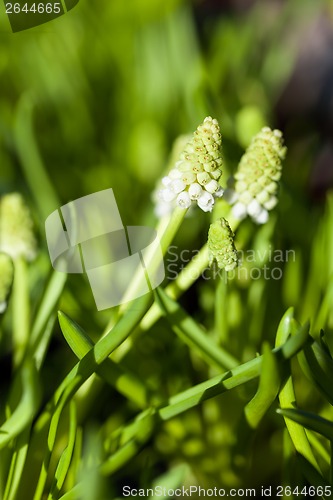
[
  {"x1": 177, "y1": 191, "x2": 192, "y2": 209},
  {"x1": 197, "y1": 191, "x2": 214, "y2": 212}
]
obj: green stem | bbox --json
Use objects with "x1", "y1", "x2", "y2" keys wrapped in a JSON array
[
  {"x1": 120, "y1": 206, "x2": 188, "y2": 311},
  {"x1": 12, "y1": 257, "x2": 30, "y2": 368}
]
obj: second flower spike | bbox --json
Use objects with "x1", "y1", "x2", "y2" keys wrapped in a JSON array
[{"x1": 224, "y1": 127, "x2": 286, "y2": 224}]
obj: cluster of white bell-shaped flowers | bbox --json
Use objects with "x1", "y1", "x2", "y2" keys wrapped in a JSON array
[
  {"x1": 154, "y1": 117, "x2": 224, "y2": 217},
  {"x1": 223, "y1": 127, "x2": 286, "y2": 224}
]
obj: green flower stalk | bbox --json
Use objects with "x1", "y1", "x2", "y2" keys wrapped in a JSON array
[
  {"x1": 224, "y1": 127, "x2": 286, "y2": 224},
  {"x1": 155, "y1": 117, "x2": 224, "y2": 216},
  {"x1": 0, "y1": 253, "x2": 13, "y2": 313},
  {"x1": 208, "y1": 218, "x2": 238, "y2": 271},
  {"x1": 0, "y1": 193, "x2": 37, "y2": 261}
]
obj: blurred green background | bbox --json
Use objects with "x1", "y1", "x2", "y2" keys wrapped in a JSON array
[{"x1": 1, "y1": 0, "x2": 333, "y2": 497}]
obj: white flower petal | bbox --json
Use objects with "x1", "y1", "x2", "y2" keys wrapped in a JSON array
[
  {"x1": 188, "y1": 183, "x2": 203, "y2": 200},
  {"x1": 171, "y1": 179, "x2": 186, "y2": 193},
  {"x1": 205, "y1": 179, "x2": 219, "y2": 194},
  {"x1": 169, "y1": 168, "x2": 182, "y2": 180},
  {"x1": 155, "y1": 202, "x2": 173, "y2": 218},
  {"x1": 161, "y1": 188, "x2": 177, "y2": 202},
  {"x1": 263, "y1": 195, "x2": 278, "y2": 211},
  {"x1": 214, "y1": 186, "x2": 224, "y2": 198},
  {"x1": 232, "y1": 202, "x2": 247, "y2": 220},
  {"x1": 197, "y1": 192, "x2": 214, "y2": 212},
  {"x1": 177, "y1": 191, "x2": 192, "y2": 209},
  {"x1": 253, "y1": 208, "x2": 269, "y2": 224},
  {"x1": 247, "y1": 199, "x2": 262, "y2": 218},
  {"x1": 161, "y1": 176, "x2": 172, "y2": 187}
]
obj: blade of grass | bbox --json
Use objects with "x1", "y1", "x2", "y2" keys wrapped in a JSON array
[
  {"x1": 245, "y1": 342, "x2": 281, "y2": 428},
  {"x1": 159, "y1": 317, "x2": 309, "y2": 420},
  {"x1": 29, "y1": 271, "x2": 67, "y2": 361},
  {"x1": 0, "y1": 360, "x2": 40, "y2": 449},
  {"x1": 277, "y1": 408, "x2": 333, "y2": 443},
  {"x1": 3, "y1": 427, "x2": 30, "y2": 500},
  {"x1": 48, "y1": 401, "x2": 77, "y2": 500},
  {"x1": 33, "y1": 293, "x2": 152, "y2": 500},
  {"x1": 275, "y1": 308, "x2": 320, "y2": 472},
  {"x1": 154, "y1": 286, "x2": 239, "y2": 370},
  {"x1": 59, "y1": 311, "x2": 150, "y2": 408}
]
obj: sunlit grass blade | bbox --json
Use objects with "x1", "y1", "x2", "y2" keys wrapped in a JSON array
[
  {"x1": 245, "y1": 342, "x2": 281, "y2": 428},
  {"x1": 159, "y1": 319, "x2": 309, "y2": 421},
  {"x1": 59, "y1": 311, "x2": 150, "y2": 408},
  {"x1": 154, "y1": 286, "x2": 239, "y2": 370},
  {"x1": 298, "y1": 340, "x2": 333, "y2": 406},
  {"x1": 60, "y1": 410, "x2": 156, "y2": 498},
  {"x1": 275, "y1": 309, "x2": 320, "y2": 473},
  {"x1": 0, "y1": 361, "x2": 40, "y2": 450},
  {"x1": 3, "y1": 427, "x2": 30, "y2": 500},
  {"x1": 29, "y1": 272, "x2": 67, "y2": 368},
  {"x1": 48, "y1": 401, "x2": 77, "y2": 500},
  {"x1": 277, "y1": 408, "x2": 333, "y2": 443},
  {"x1": 33, "y1": 294, "x2": 152, "y2": 500},
  {"x1": 100, "y1": 410, "x2": 156, "y2": 476}
]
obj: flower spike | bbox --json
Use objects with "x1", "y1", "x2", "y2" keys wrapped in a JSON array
[
  {"x1": 224, "y1": 127, "x2": 286, "y2": 224},
  {"x1": 154, "y1": 117, "x2": 224, "y2": 216}
]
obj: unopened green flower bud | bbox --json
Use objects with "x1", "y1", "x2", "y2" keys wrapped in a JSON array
[
  {"x1": 154, "y1": 117, "x2": 224, "y2": 216},
  {"x1": 0, "y1": 193, "x2": 37, "y2": 261},
  {"x1": 224, "y1": 127, "x2": 286, "y2": 224},
  {"x1": 208, "y1": 218, "x2": 238, "y2": 271},
  {"x1": 0, "y1": 253, "x2": 13, "y2": 313}
]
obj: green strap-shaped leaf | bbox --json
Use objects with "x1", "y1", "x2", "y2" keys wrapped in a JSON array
[
  {"x1": 278, "y1": 408, "x2": 333, "y2": 443},
  {"x1": 245, "y1": 342, "x2": 281, "y2": 428},
  {"x1": 275, "y1": 309, "x2": 320, "y2": 473},
  {"x1": 298, "y1": 340, "x2": 333, "y2": 406},
  {"x1": 154, "y1": 286, "x2": 239, "y2": 370},
  {"x1": 58, "y1": 311, "x2": 150, "y2": 408},
  {"x1": 33, "y1": 294, "x2": 152, "y2": 500},
  {"x1": 29, "y1": 272, "x2": 67, "y2": 368},
  {"x1": 159, "y1": 318, "x2": 309, "y2": 421},
  {"x1": 48, "y1": 401, "x2": 77, "y2": 499},
  {"x1": 3, "y1": 427, "x2": 30, "y2": 500},
  {"x1": 0, "y1": 360, "x2": 40, "y2": 450}
]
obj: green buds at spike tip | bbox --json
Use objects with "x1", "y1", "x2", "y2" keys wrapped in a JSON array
[
  {"x1": 224, "y1": 127, "x2": 286, "y2": 224},
  {"x1": 155, "y1": 117, "x2": 224, "y2": 216},
  {"x1": 0, "y1": 193, "x2": 37, "y2": 261},
  {"x1": 208, "y1": 218, "x2": 238, "y2": 271}
]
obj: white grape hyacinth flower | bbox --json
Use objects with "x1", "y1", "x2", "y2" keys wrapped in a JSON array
[
  {"x1": 154, "y1": 117, "x2": 224, "y2": 216},
  {"x1": 223, "y1": 127, "x2": 286, "y2": 224}
]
